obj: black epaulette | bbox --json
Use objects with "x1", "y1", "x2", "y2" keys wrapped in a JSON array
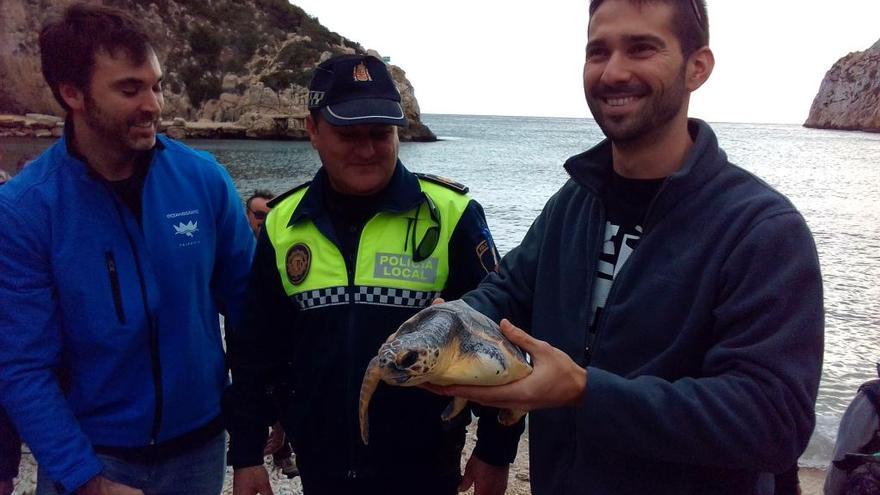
[
  {"x1": 267, "y1": 181, "x2": 311, "y2": 208},
  {"x1": 414, "y1": 173, "x2": 469, "y2": 194}
]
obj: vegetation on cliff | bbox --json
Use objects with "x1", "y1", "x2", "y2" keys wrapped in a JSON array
[{"x1": 0, "y1": 0, "x2": 435, "y2": 140}]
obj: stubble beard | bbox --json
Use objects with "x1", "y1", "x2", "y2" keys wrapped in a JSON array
[
  {"x1": 83, "y1": 93, "x2": 158, "y2": 153},
  {"x1": 587, "y1": 65, "x2": 688, "y2": 144}
]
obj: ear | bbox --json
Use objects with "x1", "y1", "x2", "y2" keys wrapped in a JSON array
[
  {"x1": 686, "y1": 46, "x2": 715, "y2": 92},
  {"x1": 305, "y1": 114, "x2": 319, "y2": 149},
  {"x1": 58, "y1": 82, "x2": 86, "y2": 112}
]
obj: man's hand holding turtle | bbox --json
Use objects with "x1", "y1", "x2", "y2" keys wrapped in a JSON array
[{"x1": 424, "y1": 319, "x2": 588, "y2": 411}]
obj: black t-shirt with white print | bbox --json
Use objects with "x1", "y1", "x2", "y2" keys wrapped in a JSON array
[{"x1": 585, "y1": 171, "x2": 664, "y2": 360}]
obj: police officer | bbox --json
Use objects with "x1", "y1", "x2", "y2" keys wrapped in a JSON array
[{"x1": 223, "y1": 55, "x2": 523, "y2": 495}]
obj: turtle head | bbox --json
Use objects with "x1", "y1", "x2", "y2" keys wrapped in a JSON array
[{"x1": 376, "y1": 337, "x2": 442, "y2": 386}]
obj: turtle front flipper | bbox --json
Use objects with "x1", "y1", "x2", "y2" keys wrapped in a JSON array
[
  {"x1": 440, "y1": 397, "x2": 469, "y2": 422},
  {"x1": 498, "y1": 408, "x2": 527, "y2": 426},
  {"x1": 359, "y1": 356, "x2": 384, "y2": 445}
]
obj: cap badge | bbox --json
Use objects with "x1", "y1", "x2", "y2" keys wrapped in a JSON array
[
  {"x1": 308, "y1": 91, "x2": 325, "y2": 107},
  {"x1": 353, "y1": 62, "x2": 373, "y2": 82},
  {"x1": 286, "y1": 243, "x2": 311, "y2": 285}
]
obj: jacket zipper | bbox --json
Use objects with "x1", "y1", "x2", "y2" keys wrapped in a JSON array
[
  {"x1": 105, "y1": 251, "x2": 126, "y2": 324},
  {"x1": 586, "y1": 179, "x2": 670, "y2": 364},
  {"x1": 640, "y1": 178, "x2": 671, "y2": 235},
  {"x1": 344, "y1": 218, "x2": 365, "y2": 480},
  {"x1": 105, "y1": 186, "x2": 163, "y2": 444},
  {"x1": 584, "y1": 202, "x2": 606, "y2": 365}
]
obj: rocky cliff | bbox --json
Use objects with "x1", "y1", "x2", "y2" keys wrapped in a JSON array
[
  {"x1": 805, "y1": 39, "x2": 880, "y2": 132},
  {"x1": 0, "y1": 0, "x2": 435, "y2": 141}
]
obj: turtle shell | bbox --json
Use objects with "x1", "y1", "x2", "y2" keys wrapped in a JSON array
[{"x1": 358, "y1": 300, "x2": 532, "y2": 444}]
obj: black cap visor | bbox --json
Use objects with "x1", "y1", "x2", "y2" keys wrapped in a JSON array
[{"x1": 321, "y1": 98, "x2": 408, "y2": 127}]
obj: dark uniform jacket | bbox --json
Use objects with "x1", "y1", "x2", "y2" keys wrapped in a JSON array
[
  {"x1": 224, "y1": 162, "x2": 523, "y2": 482},
  {"x1": 464, "y1": 120, "x2": 824, "y2": 494}
]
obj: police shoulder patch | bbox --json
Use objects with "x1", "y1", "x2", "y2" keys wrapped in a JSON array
[
  {"x1": 476, "y1": 227, "x2": 499, "y2": 274},
  {"x1": 415, "y1": 173, "x2": 469, "y2": 194},
  {"x1": 286, "y1": 243, "x2": 311, "y2": 285},
  {"x1": 267, "y1": 181, "x2": 311, "y2": 208}
]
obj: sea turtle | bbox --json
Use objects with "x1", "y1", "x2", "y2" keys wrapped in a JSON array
[{"x1": 358, "y1": 299, "x2": 532, "y2": 444}]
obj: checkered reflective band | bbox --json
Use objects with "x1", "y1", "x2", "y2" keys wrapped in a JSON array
[
  {"x1": 292, "y1": 286, "x2": 440, "y2": 310},
  {"x1": 353, "y1": 286, "x2": 439, "y2": 308},
  {"x1": 293, "y1": 286, "x2": 349, "y2": 310}
]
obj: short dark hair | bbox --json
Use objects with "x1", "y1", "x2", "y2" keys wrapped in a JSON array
[
  {"x1": 39, "y1": 3, "x2": 154, "y2": 111},
  {"x1": 246, "y1": 190, "x2": 275, "y2": 210},
  {"x1": 588, "y1": 0, "x2": 709, "y2": 56}
]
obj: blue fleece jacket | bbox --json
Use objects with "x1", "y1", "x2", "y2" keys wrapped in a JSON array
[
  {"x1": 463, "y1": 120, "x2": 824, "y2": 494},
  {"x1": 0, "y1": 135, "x2": 254, "y2": 493}
]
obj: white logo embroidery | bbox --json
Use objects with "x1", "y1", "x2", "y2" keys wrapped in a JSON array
[
  {"x1": 173, "y1": 220, "x2": 199, "y2": 237},
  {"x1": 308, "y1": 91, "x2": 325, "y2": 107}
]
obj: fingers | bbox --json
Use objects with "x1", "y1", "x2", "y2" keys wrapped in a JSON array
[
  {"x1": 431, "y1": 297, "x2": 445, "y2": 305},
  {"x1": 500, "y1": 319, "x2": 539, "y2": 352},
  {"x1": 107, "y1": 479, "x2": 144, "y2": 495}
]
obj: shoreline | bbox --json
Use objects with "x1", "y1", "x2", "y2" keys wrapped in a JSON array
[{"x1": 0, "y1": 113, "x2": 437, "y2": 142}]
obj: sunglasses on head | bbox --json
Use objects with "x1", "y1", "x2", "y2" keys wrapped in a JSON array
[
  {"x1": 412, "y1": 193, "x2": 441, "y2": 263},
  {"x1": 688, "y1": 0, "x2": 704, "y2": 26}
]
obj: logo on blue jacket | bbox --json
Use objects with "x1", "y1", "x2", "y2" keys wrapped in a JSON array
[{"x1": 173, "y1": 220, "x2": 199, "y2": 238}]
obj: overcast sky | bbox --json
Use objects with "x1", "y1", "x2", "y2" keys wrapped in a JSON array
[{"x1": 289, "y1": 1, "x2": 880, "y2": 124}]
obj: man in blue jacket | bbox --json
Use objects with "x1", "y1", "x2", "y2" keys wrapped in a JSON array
[
  {"x1": 427, "y1": 1, "x2": 824, "y2": 493},
  {"x1": 0, "y1": 4, "x2": 255, "y2": 494}
]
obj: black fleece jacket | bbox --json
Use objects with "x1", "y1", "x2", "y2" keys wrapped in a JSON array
[{"x1": 464, "y1": 120, "x2": 824, "y2": 495}]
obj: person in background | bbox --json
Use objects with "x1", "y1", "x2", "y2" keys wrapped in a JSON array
[
  {"x1": 246, "y1": 190, "x2": 274, "y2": 237},
  {"x1": 0, "y1": 3, "x2": 254, "y2": 494},
  {"x1": 825, "y1": 364, "x2": 880, "y2": 495},
  {"x1": 223, "y1": 54, "x2": 521, "y2": 495},
  {"x1": 425, "y1": 1, "x2": 824, "y2": 494}
]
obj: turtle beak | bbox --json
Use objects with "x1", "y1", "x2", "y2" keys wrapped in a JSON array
[{"x1": 377, "y1": 345, "x2": 398, "y2": 368}]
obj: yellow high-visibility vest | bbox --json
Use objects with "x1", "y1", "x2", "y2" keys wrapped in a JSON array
[{"x1": 264, "y1": 180, "x2": 470, "y2": 311}]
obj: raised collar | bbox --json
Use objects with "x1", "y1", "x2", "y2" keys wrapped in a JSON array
[
  {"x1": 563, "y1": 119, "x2": 726, "y2": 229},
  {"x1": 287, "y1": 159, "x2": 424, "y2": 227},
  {"x1": 564, "y1": 119, "x2": 722, "y2": 195}
]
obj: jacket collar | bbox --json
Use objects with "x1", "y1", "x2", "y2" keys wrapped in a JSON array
[
  {"x1": 564, "y1": 119, "x2": 725, "y2": 213},
  {"x1": 287, "y1": 159, "x2": 424, "y2": 227}
]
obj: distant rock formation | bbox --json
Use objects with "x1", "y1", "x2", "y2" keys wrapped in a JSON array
[
  {"x1": 805, "y1": 40, "x2": 880, "y2": 132},
  {"x1": 0, "y1": 0, "x2": 435, "y2": 141}
]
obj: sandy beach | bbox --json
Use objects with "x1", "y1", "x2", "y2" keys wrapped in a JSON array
[{"x1": 11, "y1": 425, "x2": 828, "y2": 495}]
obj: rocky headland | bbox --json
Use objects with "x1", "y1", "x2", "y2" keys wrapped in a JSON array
[
  {"x1": 805, "y1": 39, "x2": 880, "y2": 132},
  {"x1": 0, "y1": 0, "x2": 435, "y2": 141}
]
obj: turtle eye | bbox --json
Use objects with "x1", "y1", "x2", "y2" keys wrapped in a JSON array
[{"x1": 398, "y1": 350, "x2": 420, "y2": 369}]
